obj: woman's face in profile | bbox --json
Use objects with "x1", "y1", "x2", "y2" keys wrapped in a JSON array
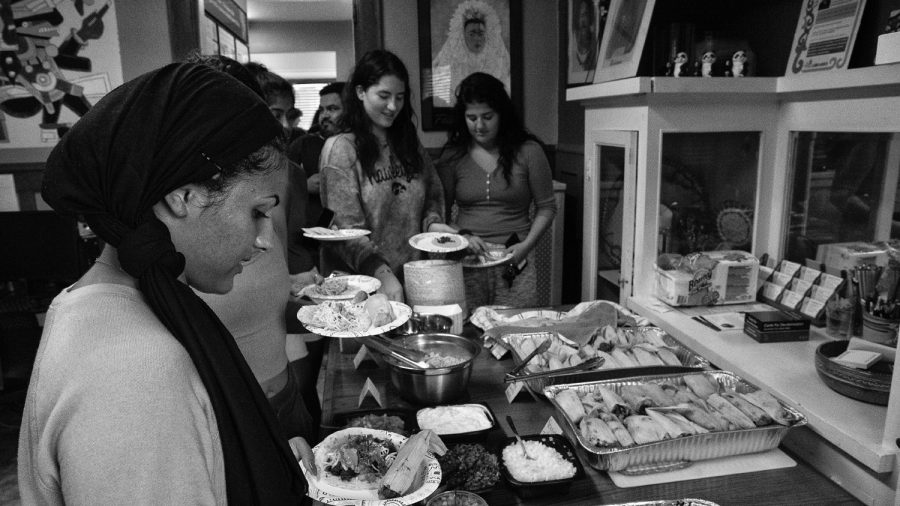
[
  {"x1": 465, "y1": 101, "x2": 500, "y2": 148},
  {"x1": 464, "y1": 21, "x2": 486, "y2": 54},
  {"x1": 178, "y1": 166, "x2": 287, "y2": 294},
  {"x1": 357, "y1": 74, "x2": 406, "y2": 133}
]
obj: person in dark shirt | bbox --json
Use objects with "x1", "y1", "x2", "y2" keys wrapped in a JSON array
[{"x1": 287, "y1": 81, "x2": 346, "y2": 230}]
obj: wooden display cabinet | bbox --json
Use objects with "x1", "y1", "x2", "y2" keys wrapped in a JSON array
[{"x1": 569, "y1": 64, "x2": 900, "y2": 505}]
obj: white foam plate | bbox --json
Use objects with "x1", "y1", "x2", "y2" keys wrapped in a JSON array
[
  {"x1": 299, "y1": 275, "x2": 381, "y2": 302},
  {"x1": 300, "y1": 427, "x2": 441, "y2": 504},
  {"x1": 297, "y1": 301, "x2": 412, "y2": 338},
  {"x1": 302, "y1": 227, "x2": 371, "y2": 241},
  {"x1": 408, "y1": 232, "x2": 469, "y2": 253}
]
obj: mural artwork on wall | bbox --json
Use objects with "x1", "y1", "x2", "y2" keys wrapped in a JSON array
[{"x1": 0, "y1": 0, "x2": 122, "y2": 147}]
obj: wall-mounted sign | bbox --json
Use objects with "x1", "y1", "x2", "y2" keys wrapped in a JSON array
[{"x1": 205, "y1": 0, "x2": 248, "y2": 42}]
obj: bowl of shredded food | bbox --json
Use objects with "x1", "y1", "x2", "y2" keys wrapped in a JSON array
[{"x1": 385, "y1": 333, "x2": 481, "y2": 405}]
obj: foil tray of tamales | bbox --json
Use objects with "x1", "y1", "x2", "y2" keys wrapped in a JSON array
[
  {"x1": 543, "y1": 370, "x2": 807, "y2": 473},
  {"x1": 503, "y1": 326, "x2": 710, "y2": 397}
]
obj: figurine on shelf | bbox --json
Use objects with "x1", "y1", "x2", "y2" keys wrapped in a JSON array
[
  {"x1": 665, "y1": 51, "x2": 689, "y2": 77},
  {"x1": 694, "y1": 51, "x2": 717, "y2": 77},
  {"x1": 725, "y1": 50, "x2": 749, "y2": 77}
]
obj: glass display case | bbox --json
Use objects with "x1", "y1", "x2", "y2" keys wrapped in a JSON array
[
  {"x1": 569, "y1": 63, "x2": 900, "y2": 505},
  {"x1": 660, "y1": 132, "x2": 760, "y2": 255},
  {"x1": 785, "y1": 132, "x2": 900, "y2": 266}
]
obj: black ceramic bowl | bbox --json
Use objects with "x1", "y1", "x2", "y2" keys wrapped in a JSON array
[
  {"x1": 814, "y1": 340, "x2": 891, "y2": 405},
  {"x1": 498, "y1": 433, "x2": 584, "y2": 499},
  {"x1": 321, "y1": 408, "x2": 418, "y2": 436}
]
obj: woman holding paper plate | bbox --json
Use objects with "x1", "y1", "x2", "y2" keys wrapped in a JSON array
[
  {"x1": 320, "y1": 50, "x2": 454, "y2": 302},
  {"x1": 437, "y1": 72, "x2": 557, "y2": 309}
]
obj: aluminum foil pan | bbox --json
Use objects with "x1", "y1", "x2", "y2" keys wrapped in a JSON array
[
  {"x1": 605, "y1": 501, "x2": 719, "y2": 506},
  {"x1": 543, "y1": 370, "x2": 807, "y2": 473},
  {"x1": 606, "y1": 498, "x2": 719, "y2": 506},
  {"x1": 503, "y1": 328, "x2": 710, "y2": 397}
]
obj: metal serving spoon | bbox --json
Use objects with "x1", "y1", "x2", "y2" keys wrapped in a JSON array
[{"x1": 505, "y1": 415, "x2": 535, "y2": 460}]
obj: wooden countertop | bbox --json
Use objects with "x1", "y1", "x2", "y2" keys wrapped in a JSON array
[{"x1": 319, "y1": 329, "x2": 861, "y2": 505}]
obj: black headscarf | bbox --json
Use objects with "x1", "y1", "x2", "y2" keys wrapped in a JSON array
[{"x1": 41, "y1": 63, "x2": 308, "y2": 505}]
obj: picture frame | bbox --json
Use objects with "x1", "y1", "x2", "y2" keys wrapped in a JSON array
[
  {"x1": 417, "y1": 0, "x2": 522, "y2": 131},
  {"x1": 785, "y1": 0, "x2": 867, "y2": 75},
  {"x1": 567, "y1": 0, "x2": 610, "y2": 86},
  {"x1": 593, "y1": 0, "x2": 656, "y2": 84}
]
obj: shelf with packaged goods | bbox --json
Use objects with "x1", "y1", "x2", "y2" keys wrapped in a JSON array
[
  {"x1": 566, "y1": 63, "x2": 900, "y2": 103},
  {"x1": 626, "y1": 295, "x2": 896, "y2": 474}
]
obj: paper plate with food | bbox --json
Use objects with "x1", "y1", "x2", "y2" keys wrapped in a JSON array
[
  {"x1": 302, "y1": 227, "x2": 371, "y2": 241},
  {"x1": 299, "y1": 427, "x2": 443, "y2": 504},
  {"x1": 297, "y1": 293, "x2": 412, "y2": 338},
  {"x1": 298, "y1": 275, "x2": 381, "y2": 303},
  {"x1": 460, "y1": 244, "x2": 513, "y2": 268},
  {"x1": 408, "y1": 232, "x2": 469, "y2": 253}
]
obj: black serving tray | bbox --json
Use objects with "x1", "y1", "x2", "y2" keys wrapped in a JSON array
[
  {"x1": 498, "y1": 433, "x2": 585, "y2": 499},
  {"x1": 415, "y1": 401, "x2": 497, "y2": 444},
  {"x1": 322, "y1": 408, "x2": 418, "y2": 436}
]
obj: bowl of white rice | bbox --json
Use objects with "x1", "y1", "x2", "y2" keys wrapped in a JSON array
[{"x1": 499, "y1": 434, "x2": 583, "y2": 498}]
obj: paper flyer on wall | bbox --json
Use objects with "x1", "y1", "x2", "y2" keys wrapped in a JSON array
[{"x1": 786, "y1": 0, "x2": 867, "y2": 75}]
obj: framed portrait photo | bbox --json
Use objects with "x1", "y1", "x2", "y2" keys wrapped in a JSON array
[
  {"x1": 594, "y1": 0, "x2": 656, "y2": 84},
  {"x1": 418, "y1": 0, "x2": 522, "y2": 131},
  {"x1": 567, "y1": 0, "x2": 610, "y2": 86}
]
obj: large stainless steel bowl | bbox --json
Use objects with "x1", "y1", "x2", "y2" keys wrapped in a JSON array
[{"x1": 385, "y1": 333, "x2": 481, "y2": 405}]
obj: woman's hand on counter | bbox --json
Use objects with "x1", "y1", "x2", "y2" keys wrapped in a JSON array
[{"x1": 288, "y1": 436, "x2": 316, "y2": 477}]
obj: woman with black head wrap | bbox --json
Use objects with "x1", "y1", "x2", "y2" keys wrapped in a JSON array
[{"x1": 19, "y1": 63, "x2": 312, "y2": 504}]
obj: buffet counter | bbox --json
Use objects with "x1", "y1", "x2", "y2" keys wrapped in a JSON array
[{"x1": 318, "y1": 316, "x2": 861, "y2": 505}]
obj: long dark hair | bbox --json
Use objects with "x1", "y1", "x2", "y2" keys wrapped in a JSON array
[
  {"x1": 442, "y1": 72, "x2": 538, "y2": 181},
  {"x1": 340, "y1": 49, "x2": 423, "y2": 179}
]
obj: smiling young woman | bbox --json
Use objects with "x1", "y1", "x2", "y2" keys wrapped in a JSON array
[{"x1": 319, "y1": 49, "x2": 455, "y2": 302}]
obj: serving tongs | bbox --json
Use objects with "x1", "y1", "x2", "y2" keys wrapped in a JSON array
[
  {"x1": 506, "y1": 339, "x2": 553, "y2": 377},
  {"x1": 504, "y1": 356, "x2": 605, "y2": 383},
  {"x1": 356, "y1": 335, "x2": 431, "y2": 370}
]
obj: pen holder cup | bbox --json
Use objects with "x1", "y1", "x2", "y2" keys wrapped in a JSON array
[{"x1": 861, "y1": 312, "x2": 900, "y2": 345}]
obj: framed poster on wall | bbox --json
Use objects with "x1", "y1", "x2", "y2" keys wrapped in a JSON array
[
  {"x1": 235, "y1": 40, "x2": 250, "y2": 63},
  {"x1": 593, "y1": 0, "x2": 656, "y2": 84},
  {"x1": 0, "y1": 1, "x2": 122, "y2": 149},
  {"x1": 218, "y1": 26, "x2": 236, "y2": 60},
  {"x1": 567, "y1": 0, "x2": 610, "y2": 86},
  {"x1": 201, "y1": 14, "x2": 219, "y2": 55},
  {"x1": 417, "y1": 0, "x2": 522, "y2": 131}
]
